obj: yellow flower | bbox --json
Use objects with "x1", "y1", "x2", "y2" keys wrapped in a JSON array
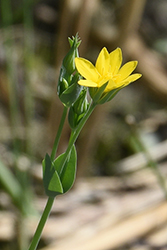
[{"x1": 75, "y1": 47, "x2": 142, "y2": 92}]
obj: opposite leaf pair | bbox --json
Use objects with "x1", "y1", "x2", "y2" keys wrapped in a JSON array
[{"x1": 42, "y1": 145, "x2": 77, "y2": 197}]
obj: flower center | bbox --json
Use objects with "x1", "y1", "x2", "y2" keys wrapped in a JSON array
[
  {"x1": 97, "y1": 72, "x2": 112, "y2": 87},
  {"x1": 112, "y1": 73, "x2": 121, "y2": 83}
]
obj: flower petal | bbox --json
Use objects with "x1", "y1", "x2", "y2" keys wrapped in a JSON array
[
  {"x1": 118, "y1": 61, "x2": 138, "y2": 81},
  {"x1": 120, "y1": 73, "x2": 142, "y2": 87},
  {"x1": 109, "y1": 48, "x2": 122, "y2": 74},
  {"x1": 95, "y1": 47, "x2": 110, "y2": 76},
  {"x1": 78, "y1": 79, "x2": 98, "y2": 87},
  {"x1": 75, "y1": 58, "x2": 99, "y2": 82},
  {"x1": 104, "y1": 79, "x2": 117, "y2": 92},
  {"x1": 98, "y1": 76, "x2": 113, "y2": 88},
  {"x1": 105, "y1": 73, "x2": 142, "y2": 91}
]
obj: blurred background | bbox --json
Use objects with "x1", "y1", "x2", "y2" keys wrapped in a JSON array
[{"x1": 0, "y1": 0, "x2": 167, "y2": 249}]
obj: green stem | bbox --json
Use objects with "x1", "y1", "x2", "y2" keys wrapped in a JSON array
[
  {"x1": 50, "y1": 106, "x2": 68, "y2": 161},
  {"x1": 28, "y1": 102, "x2": 96, "y2": 250},
  {"x1": 28, "y1": 107, "x2": 68, "y2": 250},
  {"x1": 59, "y1": 101, "x2": 96, "y2": 175},
  {"x1": 28, "y1": 197, "x2": 54, "y2": 250}
]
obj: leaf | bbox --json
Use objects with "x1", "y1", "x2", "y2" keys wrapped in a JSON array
[
  {"x1": 61, "y1": 145, "x2": 77, "y2": 193},
  {"x1": 53, "y1": 145, "x2": 77, "y2": 193},
  {"x1": 42, "y1": 154, "x2": 63, "y2": 197},
  {"x1": 48, "y1": 171, "x2": 63, "y2": 194}
]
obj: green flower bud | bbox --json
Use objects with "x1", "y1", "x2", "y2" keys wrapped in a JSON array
[
  {"x1": 58, "y1": 77, "x2": 68, "y2": 96},
  {"x1": 73, "y1": 88, "x2": 88, "y2": 115},
  {"x1": 57, "y1": 34, "x2": 83, "y2": 107},
  {"x1": 68, "y1": 89, "x2": 89, "y2": 129},
  {"x1": 59, "y1": 73, "x2": 83, "y2": 107},
  {"x1": 63, "y1": 35, "x2": 81, "y2": 75}
]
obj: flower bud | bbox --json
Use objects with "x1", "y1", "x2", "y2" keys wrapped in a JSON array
[
  {"x1": 73, "y1": 88, "x2": 88, "y2": 115},
  {"x1": 59, "y1": 73, "x2": 83, "y2": 107},
  {"x1": 63, "y1": 35, "x2": 81, "y2": 75},
  {"x1": 68, "y1": 89, "x2": 89, "y2": 129},
  {"x1": 57, "y1": 34, "x2": 82, "y2": 107}
]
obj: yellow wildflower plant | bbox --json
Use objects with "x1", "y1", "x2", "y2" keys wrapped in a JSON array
[{"x1": 75, "y1": 47, "x2": 142, "y2": 93}]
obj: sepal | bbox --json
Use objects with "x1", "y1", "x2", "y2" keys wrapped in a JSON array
[
  {"x1": 89, "y1": 83, "x2": 122, "y2": 105},
  {"x1": 89, "y1": 82, "x2": 108, "y2": 104},
  {"x1": 97, "y1": 87, "x2": 121, "y2": 104}
]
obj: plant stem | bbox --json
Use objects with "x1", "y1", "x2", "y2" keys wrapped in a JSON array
[
  {"x1": 59, "y1": 101, "x2": 96, "y2": 175},
  {"x1": 50, "y1": 106, "x2": 68, "y2": 161},
  {"x1": 28, "y1": 102, "x2": 96, "y2": 250},
  {"x1": 28, "y1": 106, "x2": 68, "y2": 250},
  {"x1": 28, "y1": 197, "x2": 54, "y2": 250}
]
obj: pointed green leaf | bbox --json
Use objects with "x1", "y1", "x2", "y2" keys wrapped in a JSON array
[
  {"x1": 53, "y1": 145, "x2": 77, "y2": 194},
  {"x1": 42, "y1": 154, "x2": 63, "y2": 197},
  {"x1": 53, "y1": 152, "x2": 65, "y2": 174},
  {"x1": 48, "y1": 170, "x2": 63, "y2": 194},
  {"x1": 61, "y1": 145, "x2": 77, "y2": 193}
]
